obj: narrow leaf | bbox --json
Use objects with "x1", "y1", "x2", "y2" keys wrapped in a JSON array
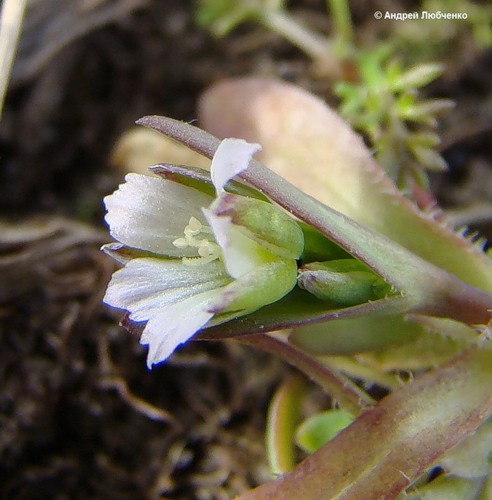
[{"x1": 266, "y1": 375, "x2": 306, "y2": 475}]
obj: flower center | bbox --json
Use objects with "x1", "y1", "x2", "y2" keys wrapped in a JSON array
[{"x1": 173, "y1": 217, "x2": 221, "y2": 266}]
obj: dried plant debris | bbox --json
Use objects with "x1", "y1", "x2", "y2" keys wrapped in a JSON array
[
  {"x1": 0, "y1": 0, "x2": 217, "y2": 212},
  {"x1": 0, "y1": 217, "x2": 107, "y2": 302},
  {"x1": 11, "y1": 0, "x2": 149, "y2": 86},
  {"x1": 0, "y1": 216, "x2": 284, "y2": 498}
]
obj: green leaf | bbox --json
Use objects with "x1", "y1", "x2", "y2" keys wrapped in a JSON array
[
  {"x1": 295, "y1": 409, "x2": 353, "y2": 453},
  {"x1": 266, "y1": 375, "x2": 306, "y2": 475},
  {"x1": 411, "y1": 145, "x2": 448, "y2": 172},
  {"x1": 401, "y1": 99, "x2": 455, "y2": 123},
  {"x1": 357, "y1": 328, "x2": 468, "y2": 371},
  {"x1": 391, "y1": 63, "x2": 444, "y2": 91},
  {"x1": 289, "y1": 315, "x2": 421, "y2": 356}
]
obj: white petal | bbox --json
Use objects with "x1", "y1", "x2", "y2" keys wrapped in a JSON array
[
  {"x1": 141, "y1": 291, "x2": 216, "y2": 368},
  {"x1": 211, "y1": 138, "x2": 261, "y2": 193},
  {"x1": 202, "y1": 208, "x2": 229, "y2": 249},
  {"x1": 103, "y1": 257, "x2": 230, "y2": 321},
  {"x1": 204, "y1": 206, "x2": 271, "y2": 280},
  {"x1": 104, "y1": 173, "x2": 213, "y2": 256}
]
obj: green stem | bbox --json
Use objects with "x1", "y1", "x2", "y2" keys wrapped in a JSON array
[
  {"x1": 260, "y1": 9, "x2": 340, "y2": 78},
  {"x1": 327, "y1": 0, "x2": 353, "y2": 48}
]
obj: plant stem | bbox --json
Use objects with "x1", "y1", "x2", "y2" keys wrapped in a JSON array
[
  {"x1": 321, "y1": 356, "x2": 401, "y2": 390},
  {"x1": 239, "y1": 333, "x2": 374, "y2": 415},
  {"x1": 260, "y1": 9, "x2": 340, "y2": 78},
  {"x1": 327, "y1": 0, "x2": 353, "y2": 49}
]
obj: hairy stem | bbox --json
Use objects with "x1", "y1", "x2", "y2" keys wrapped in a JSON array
[{"x1": 239, "y1": 347, "x2": 492, "y2": 499}]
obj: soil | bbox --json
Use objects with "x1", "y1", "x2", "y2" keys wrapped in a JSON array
[{"x1": 0, "y1": 0, "x2": 491, "y2": 498}]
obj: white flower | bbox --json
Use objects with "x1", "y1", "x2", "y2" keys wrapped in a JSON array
[{"x1": 103, "y1": 138, "x2": 303, "y2": 368}]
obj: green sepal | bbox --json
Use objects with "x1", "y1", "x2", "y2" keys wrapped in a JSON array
[
  {"x1": 212, "y1": 193, "x2": 304, "y2": 260},
  {"x1": 101, "y1": 242, "x2": 172, "y2": 265},
  {"x1": 200, "y1": 291, "x2": 415, "y2": 341},
  {"x1": 210, "y1": 257, "x2": 299, "y2": 317},
  {"x1": 150, "y1": 163, "x2": 269, "y2": 201}
]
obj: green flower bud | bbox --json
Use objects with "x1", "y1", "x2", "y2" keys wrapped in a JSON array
[{"x1": 298, "y1": 259, "x2": 389, "y2": 306}]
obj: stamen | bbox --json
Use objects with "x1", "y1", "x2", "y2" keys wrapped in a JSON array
[
  {"x1": 172, "y1": 237, "x2": 188, "y2": 249},
  {"x1": 184, "y1": 216, "x2": 202, "y2": 236},
  {"x1": 198, "y1": 239, "x2": 220, "y2": 258},
  {"x1": 173, "y1": 217, "x2": 221, "y2": 266}
]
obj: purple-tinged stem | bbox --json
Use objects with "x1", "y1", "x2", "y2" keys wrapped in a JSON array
[{"x1": 239, "y1": 333, "x2": 374, "y2": 415}]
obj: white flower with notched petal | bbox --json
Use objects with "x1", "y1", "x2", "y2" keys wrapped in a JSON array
[{"x1": 102, "y1": 138, "x2": 304, "y2": 368}]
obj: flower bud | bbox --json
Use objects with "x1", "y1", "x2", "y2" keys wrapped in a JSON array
[{"x1": 298, "y1": 259, "x2": 389, "y2": 306}]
